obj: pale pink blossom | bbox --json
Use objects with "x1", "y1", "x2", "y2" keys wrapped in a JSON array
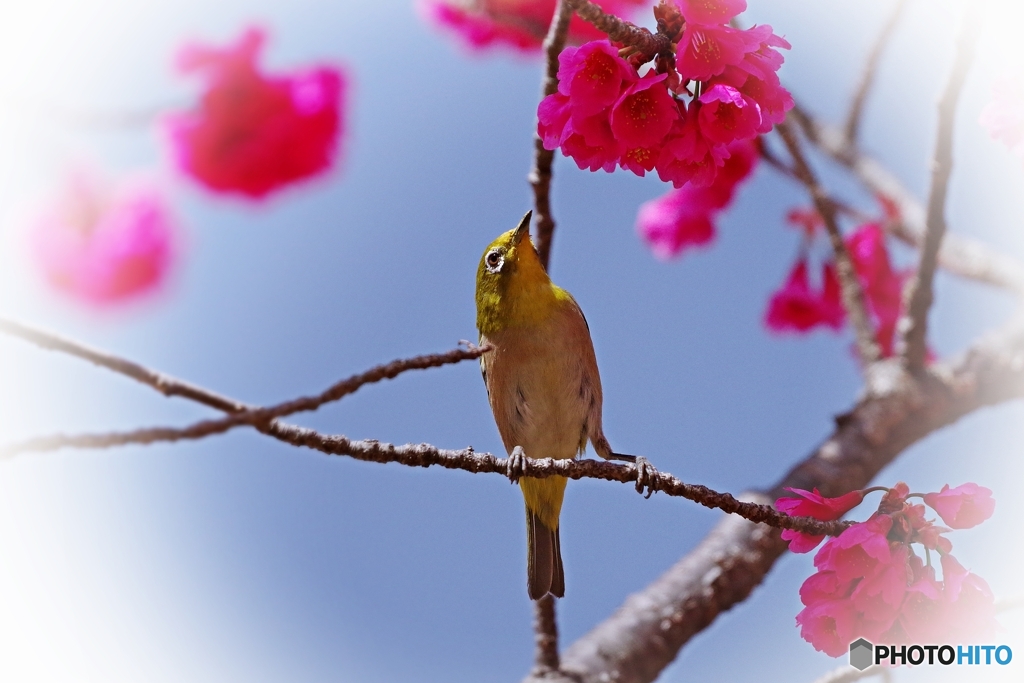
[
  {"x1": 32, "y1": 171, "x2": 177, "y2": 306},
  {"x1": 980, "y1": 75, "x2": 1024, "y2": 159},
  {"x1": 924, "y1": 483, "x2": 996, "y2": 530}
]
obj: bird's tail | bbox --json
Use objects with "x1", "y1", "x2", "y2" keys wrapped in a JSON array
[{"x1": 526, "y1": 507, "x2": 564, "y2": 600}]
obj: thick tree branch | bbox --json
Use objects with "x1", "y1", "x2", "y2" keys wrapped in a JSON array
[
  {"x1": 776, "y1": 120, "x2": 883, "y2": 364},
  {"x1": 792, "y1": 108, "x2": 1024, "y2": 295},
  {"x1": 811, "y1": 665, "x2": 890, "y2": 683},
  {"x1": 844, "y1": 0, "x2": 907, "y2": 144},
  {"x1": 899, "y1": 10, "x2": 981, "y2": 369},
  {"x1": 530, "y1": 0, "x2": 572, "y2": 272},
  {"x1": 526, "y1": 314, "x2": 1024, "y2": 683}
]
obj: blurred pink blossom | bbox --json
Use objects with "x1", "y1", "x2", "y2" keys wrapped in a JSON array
[
  {"x1": 765, "y1": 260, "x2": 844, "y2": 333},
  {"x1": 32, "y1": 171, "x2": 177, "y2": 306},
  {"x1": 420, "y1": 0, "x2": 648, "y2": 53},
  {"x1": 165, "y1": 27, "x2": 346, "y2": 199}
]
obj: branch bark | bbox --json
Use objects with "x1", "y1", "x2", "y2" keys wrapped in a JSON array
[
  {"x1": 776, "y1": 120, "x2": 883, "y2": 364},
  {"x1": 530, "y1": 0, "x2": 573, "y2": 272},
  {"x1": 524, "y1": 314, "x2": 1024, "y2": 683},
  {"x1": 563, "y1": 0, "x2": 669, "y2": 59},
  {"x1": 899, "y1": 9, "x2": 982, "y2": 369}
]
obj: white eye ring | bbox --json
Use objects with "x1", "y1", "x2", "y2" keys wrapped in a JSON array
[{"x1": 485, "y1": 250, "x2": 503, "y2": 273}]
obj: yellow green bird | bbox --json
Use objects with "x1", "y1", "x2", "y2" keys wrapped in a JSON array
[{"x1": 475, "y1": 211, "x2": 650, "y2": 600}]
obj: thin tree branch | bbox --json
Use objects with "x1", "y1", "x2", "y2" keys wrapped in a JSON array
[
  {"x1": 563, "y1": 0, "x2": 670, "y2": 59},
  {"x1": 535, "y1": 315, "x2": 1024, "y2": 683},
  {"x1": 776, "y1": 120, "x2": 883, "y2": 364},
  {"x1": 533, "y1": 595, "x2": 562, "y2": 676},
  {"x1": 0, "y1": 342, "x2": 490, "y2": 456},
  {"x1": 530, "y1": 0, "x2": 573, "y2": 272},
  {"x1": 844, "y1": 0, "x2": 907, "y2": 144},
  {"x1": 792, "y1": 107, "x2": 1024, "y2": 295},
  {"x1": 0, "y1": 318, "x2": 857, "y2": 538},
  {"x1": 899, "y1": 10, "x2": 982, "y2": 369}
]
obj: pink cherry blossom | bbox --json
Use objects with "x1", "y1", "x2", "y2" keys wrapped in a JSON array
[
  {"x1": 776, "y1": 487, "x2": 864, "y2": 554},
  {"x1": 979, "y1": 75, "x2": 1024, "y2": 159},
  {"x1": 677, "y1": 0, "x2": 747, "y2": 26},
  {"x1": 698, "y1": 83, "x2": 762, "y2": 144},
  {"x1": 557, "y1": 41, "x2": 637, "y2": 117},
  {"x1": 677, "y1": 23, "x2": 758, "y2": 82},
  {"x1": 610, "y1": 73, "x2": 677, "y2": 149},
  {"x1": 786, "y1": 207, "x2": 823, "y2": 236},
  {"x1": 32, "y1": 171, "x2": 177, "y2": 306},
  {"x1": 923, "y1": 483, "x2": 996, "y2": 529},
  {"x1": 639, "y1": 138, "x2": 757, "y2": 258},
  {"x1": 765, "y1": 260, "x2": 845, "y2": 333},
  {"x1": 165, "y1": 27, "x2": 345, "y2": 199}
]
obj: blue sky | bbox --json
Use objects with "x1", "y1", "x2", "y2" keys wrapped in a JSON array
[{"x1": 0, "y1": 0, "x2": 1021, "y2": 681}]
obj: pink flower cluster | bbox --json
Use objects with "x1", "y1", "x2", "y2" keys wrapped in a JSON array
[
  {"x1": 636, "y1": 139, "x2": 757, "y2": 258},
  {"x1": 421, "y1": 0, "x2": 647, "y2": 52},
  {"x1": 765, "y1": 209, "x2": 913, "y2": 357},
  {"x1": 980, "y1": 75, "x2": 1024, "y2": 161},
  {"x1": 777, "y1": 483, "x2": 998, "y2": 656},
  {"x1": 538, "y1": 0, "x2": 792, "y2": 187},
  {"x1": 164, "y1": 27, "x2": 345, "y2": 199},
  {"x1": 32, "y1": 171, "x2": 178, "y2": 306}
]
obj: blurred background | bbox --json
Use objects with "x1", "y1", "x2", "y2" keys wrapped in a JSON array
[{"x1": 0, "y1": 0, "x2": 1021, "y2": 680}]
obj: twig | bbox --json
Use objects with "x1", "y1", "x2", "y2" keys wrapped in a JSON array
[
  {"x1": 844, "y1": 0, "x2": 907, "y2": 143},
  {"x1": 533, "y1": 595, "x2": 561, "y2": 675},
  {"x1": 563, "y1": 0, "x2": 670, "y2": 59},
  {"x1": 0, "y1": 318, "x2": 240, "y2": 413},
  {"x1": 775, "y1": 120, "x2": 883, "y2": 364},
  {"x1": 899, "y1": 9, "x2": 982, "y2": 369},
  {"x1": 792, "y1": 107, "x2": 1024, "y2": 295},
  {"x1": 530, "y1": 0, "x2": 572, "y2": 272},
  {"x1": 0, "y1": 343, "x2": 489, "y2": 456}
]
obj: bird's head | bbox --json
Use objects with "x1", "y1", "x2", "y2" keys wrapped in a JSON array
[{"x1": 475, "y1": 211, "x2": 554, "y2": 334}]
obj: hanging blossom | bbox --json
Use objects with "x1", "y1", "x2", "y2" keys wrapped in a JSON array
[
  {"x1": 764, "y1": 205, "x2": 915, "y2": 357},
  {"x1": 164, "y1": 27, "x2": 346, "y2": 199},
  {"x1": 31, "y1": 170, "x2": 178, "y2": 307},
  {"x1": 636, "y1": 138, "x2": 757, "y2": 258},
  {"x1": 776, "y1": 482, "x2": 998, "y2": 656},
  {"x1": 420, "y1": 0, "x2": 648, "y2": 52},
  {"x1": 538, "y1": 0, "x2": 792, "y2": 188},
  {"x1": 979, "y1": 75, "x2": 1024, "y2": 161}
]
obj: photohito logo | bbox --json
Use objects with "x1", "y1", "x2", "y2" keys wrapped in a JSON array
[{"x1": 849, "y1": 639, "x2": 1013, "y2": 670}]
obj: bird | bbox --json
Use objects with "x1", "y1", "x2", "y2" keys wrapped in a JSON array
[{"x1": 474, "y1": 210, "x2": 655, "y2": 600}]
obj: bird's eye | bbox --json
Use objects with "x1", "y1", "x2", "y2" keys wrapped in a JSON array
[{"x1": 486, "y1": 250, "x2": 502, "y2": 271}]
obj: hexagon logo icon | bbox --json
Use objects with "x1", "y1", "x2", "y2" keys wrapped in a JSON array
[{"x1": 849, "y1": 638, "x2": 873, "y2": 671}]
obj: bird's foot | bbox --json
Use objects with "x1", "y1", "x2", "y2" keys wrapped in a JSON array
[
  {"x1": 612, "y1": 453, "x2": 660, "y2": 499},
  {"x1": 507, "y1": 446, "x2": 526, "y2": 485}
]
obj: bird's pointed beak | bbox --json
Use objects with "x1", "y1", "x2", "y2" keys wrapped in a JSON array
[{"x1": 513, "y1": 211, "x2": 532, "y2": 245}]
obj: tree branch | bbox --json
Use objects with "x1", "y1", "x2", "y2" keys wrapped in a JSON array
[
  {"x1": 0, "y1": 317, "x2": 855, "y2": 539},
  {"x1": 844, "y1": 0, "x2": 907, "y2": 144},
  {"x1": 899, "y1": 9, "x2": 982, "y2": 369},
  {"x1": 0, "y1": 342, "x2": 490, "y2": 457},
  {"x1": 776, "y1": 120, "x2": 883, "y2": 364},
  {"x1": 791, "y1": 107, "x2": 1024, "y2": 295},
  {"x1": 563, "y1": 0, "x2": 670, "y2": 59},
  {"x1": 528, "y1": 314, "x2": 1024, "y2": 683},
  {"x1": 532, "y1": 595, "x2": 562, "y2": 676},
  {"x1": 530, "y1": 0, "x2": 573, "y2": 272},
  {"x1": 811, "y1": 664, "x2": 890, "y2": 683}
]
